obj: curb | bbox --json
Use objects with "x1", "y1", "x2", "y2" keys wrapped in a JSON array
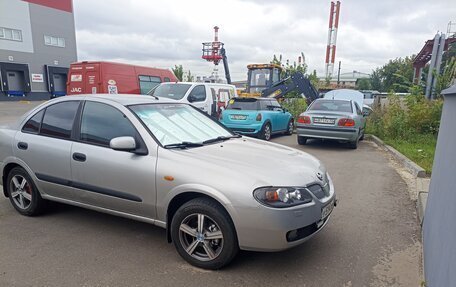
[
  {"x1": 417, "y1": 191, "x2": 428, "y2": 226},
  {"x1": 366, "y1": 134, "x2": 427, "y2": 178}
]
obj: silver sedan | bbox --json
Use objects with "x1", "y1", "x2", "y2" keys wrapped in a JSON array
[
  {"x1": 296, "y1": 99, "x2": 367, "y2": 149},
  {"x1": 0, "y1": 94, "x2": 336, "y2": 269}
]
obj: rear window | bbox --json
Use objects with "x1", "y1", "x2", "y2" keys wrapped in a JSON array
[
  {"x1": 226, "y1": 99, "x2": 259, "y2": 110},
  {"x1": 308, "y1": 100, "x2": 353, "y2": 113}
]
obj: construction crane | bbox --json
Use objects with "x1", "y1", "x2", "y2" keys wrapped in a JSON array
[{"x1": 202, "y1": 26, "x2": 231, "y2": 84}]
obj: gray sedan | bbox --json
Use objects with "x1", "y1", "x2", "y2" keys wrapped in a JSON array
[
  {"x1": 296, "y1": 99, "x2": 366, "y2": 149},
  {"x1": 0, "y1": 94, "x2": 336, "y2": 269}
]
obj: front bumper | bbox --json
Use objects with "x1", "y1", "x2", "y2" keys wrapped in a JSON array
[
  {"x1": 296, "y1": 124, "x2": 358, "y2": 141},
  {"x1": 234, "y1": 179, "x2": 336, "y2": 252}
]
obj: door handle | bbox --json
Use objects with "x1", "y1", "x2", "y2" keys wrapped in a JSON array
[
  {"x1": 17, "y1": 142, "x2": 28, "y2": 150},
  {"x1": 72, "y1": 152, "x2": 86, "y2": 162}
]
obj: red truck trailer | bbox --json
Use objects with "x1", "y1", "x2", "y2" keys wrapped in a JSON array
[{"x1": 67, "y1": 61, "x2": 177, "y2": 95}]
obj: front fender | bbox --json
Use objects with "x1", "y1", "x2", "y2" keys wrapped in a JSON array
[{"x1": 157, "y1": 183, "x2": 239, "y2": 225}]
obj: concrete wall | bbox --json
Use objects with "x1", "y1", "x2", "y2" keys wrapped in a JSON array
[
  {"x1": 423, "y1": 84, "x2": 456, "y2": 286},
  {"x1": 0, "y1": 0, "x2": 77, "y2": 100}
]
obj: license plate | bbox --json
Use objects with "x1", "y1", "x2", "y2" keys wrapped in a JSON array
[
  {"x1": 230, "y1": 115, "x2": 247, "y2": 120},
  {"x1": 313, "y1": 117, "x2": 335, "y2": 124},
  {"x1": 321, "y1": 198, "x2": 335, "y2": 220}
]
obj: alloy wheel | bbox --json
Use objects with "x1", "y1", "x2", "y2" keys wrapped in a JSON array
[
  {"x1": 264, "y1": 124, "x2": 271, "y2": 140},
  {"x1": 9, "y1": 175, "x2": 32, "y2": 210},
  {"x1": 179, "y1": 213, "x2": 224, "y2": 261}
]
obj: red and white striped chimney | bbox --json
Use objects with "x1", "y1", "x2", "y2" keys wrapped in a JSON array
[{"x1": 325, "y1": 1, "x2": 341, "y2": 79}]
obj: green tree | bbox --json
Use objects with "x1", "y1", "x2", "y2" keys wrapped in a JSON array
[
  {"x1": 172, "y1": 65, "x2": 184, "y2": 81},
  {"x1": 308, "y1": 69, "x2": 319, "y2": 89},
  {"x1": 185, "y1": 70, "x2": 194, "y2": 82},
  {"x1": 370, "y1": 68, "x2": 383, "y2": 91},
  {"x1": 381, "y1": 56, "x2": 414, "y2": 92},
  {"x1": 435, "y1": 56, "x2": 456, "y2": 96},
  {"x1": 370, "y1": 56, "x2": 414, "y2": 92},
  {"x1": 356, "y1": 78, "x2": 371, "y2": 90}
]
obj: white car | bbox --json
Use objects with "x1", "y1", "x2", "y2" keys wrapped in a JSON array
[{"x1": 149, "y1": 82, "x2": 237, "y2": 118}]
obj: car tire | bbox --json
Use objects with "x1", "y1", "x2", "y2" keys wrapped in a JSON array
[
  {"x1": 349, "y1": 138, "x2": 359, "y2": 149},
  {"x1": 6, "y1": 167, "x2": 47, "y2": 216},
  {"x1": 298, "y1": 136, "x2": 307, "y2": 145},
  {"x1": 286, "y1": 120, "x2": 294, "y2": 135},
  {"x1": 260, "y1": 123, "x2": 272, "y2": 141},
  {"x1": 360, "y1": 131, "x2": 365, "y2": 141},
  {"x1": 171, "y1": 197, "x2": 239, "y2": 270}
]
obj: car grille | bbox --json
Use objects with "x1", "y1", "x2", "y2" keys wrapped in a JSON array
[{"x1": 306, "y1": 183, "x2": 330, "y2": 199}]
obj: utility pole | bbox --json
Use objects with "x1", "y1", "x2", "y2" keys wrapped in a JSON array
[
  {"x1": 425, "y1": 33, "x2": 446, "y2": 99},
  {"x1": 337, "y1": 61, "x2": 341, "y2": 86}
]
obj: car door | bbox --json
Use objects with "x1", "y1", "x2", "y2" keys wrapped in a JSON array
[
  {"x1": 70, "y1": 101, "x2": 157, "y2": 219},
  {"x1": 187, "y1": 85, "x2": 209, "y2": 114},
  {"x1": 270, "y1": 99, "x2": 288, "y2": 131},
  {"x1": 14, "y1": 101, "x2": 80, "y2": 201},
  {"x1": 353, "y1": 102, "x2": 365, "y2": 132}
]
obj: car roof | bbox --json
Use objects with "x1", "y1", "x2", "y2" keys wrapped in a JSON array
[
  {"x1": 233, "y1": 97, "x2": 273, "y2": 101},
  {"x1": 315, "y1": 98, "x2": 351, "y2": 103},
  {"x1": 159, "y1": 82, "x2": 235, "y2": 87},
  {"x1": 53, "y1": 94, "x2": 177, "y2": 106}
]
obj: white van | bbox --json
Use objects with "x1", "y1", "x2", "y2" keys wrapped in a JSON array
[{"x1": 149, "y1": 82, "x2": 237, "y2": 118}]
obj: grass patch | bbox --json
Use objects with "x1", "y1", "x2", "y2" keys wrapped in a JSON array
[{"x1": 382, "y1": 134, "x2": 437, "y2": 174}]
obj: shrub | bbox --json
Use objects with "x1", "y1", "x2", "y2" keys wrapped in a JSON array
[
  {"x1": 281, "y1": 98, "x2": 307, "y2": 121},
  {"x1": 366, "y1": 93, "x2": 443, "y2": 139}
]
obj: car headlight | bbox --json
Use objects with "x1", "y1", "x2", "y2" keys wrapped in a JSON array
[{"x1": 253, "y1": 187, "x2": 313, "y2": 208}]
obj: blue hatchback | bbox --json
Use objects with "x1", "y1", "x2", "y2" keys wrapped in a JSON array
[{"x1": 220, "y1": 97, "x2": 294, "y2": 141}]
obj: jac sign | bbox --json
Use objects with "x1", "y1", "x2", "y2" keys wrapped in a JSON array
[
  {"x1": 70, "y1": 87, "x2": 82, "y2": 93},
  {"x1": 31, "y1": 74, "x2": 44, "y2": 82}
]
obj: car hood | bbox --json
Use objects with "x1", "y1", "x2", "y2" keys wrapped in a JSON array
[{"x1": 162, "y1": 137, "x2": 325, "y2": 188}]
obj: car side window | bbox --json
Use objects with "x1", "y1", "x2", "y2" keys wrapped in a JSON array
[
  {"x1": 40, "y1": 101, "x2": 80, "y2": 139},
  {"x1": 22, "y1": 110, "x2": 44, "y2": 134},
  {"x1": 188, "y1": 85, "x2": 206, "y2": 102},
  {"x1": 80, "y1": 101, "x2": 138, "y2": 147},
  {"x1": 259, "y1": 100, "x2": 270, "y2": 110},
  {"x1": 270, "y1": 99, "x2": 282, "y2": 111},
  {"x1": 354, "y1": 102, "x2": 362, "y2": 115}
]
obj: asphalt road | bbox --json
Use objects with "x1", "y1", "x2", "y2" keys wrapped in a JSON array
[{"x1": 0, "y1": 102, "x2": 422, "y2": 287}]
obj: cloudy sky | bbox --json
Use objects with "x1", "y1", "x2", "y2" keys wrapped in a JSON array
[{"x1": 73, "y1": 0, "x2": 455, "y2": 81}]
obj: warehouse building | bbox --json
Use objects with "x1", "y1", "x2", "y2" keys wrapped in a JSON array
[{"x1": 0, "y1": 0, "x2": 77, "y2": 101}]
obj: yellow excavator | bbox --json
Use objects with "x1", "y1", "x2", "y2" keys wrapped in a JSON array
[{"x1": 239, "y1": 63, "x2": 319, "y2": 103}]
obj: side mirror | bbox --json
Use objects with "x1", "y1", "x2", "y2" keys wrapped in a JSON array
[
  {"x1": 188, "y1": 95, "x2": 201, "y2": 103},
  {"x1": 110, "y1": 136, "x2": 137, "y2": 152}
]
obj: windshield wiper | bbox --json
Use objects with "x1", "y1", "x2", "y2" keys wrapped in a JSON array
[
  {"x1": 163, "y1": 141, "x2": 204, "y2": 149},
  {"x1": 202, "y1": 134, "x2": 242, "y2": 144}
]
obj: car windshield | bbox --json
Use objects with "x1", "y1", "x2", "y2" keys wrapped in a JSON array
[
  {"x1": 308, "y1": 100, "x2": 353, "y2": 113},
  {"x1": 130, "y1": 103, "x2": 233, "y2": 146},
  {"x1": 226, "y1": 99, "x2": 259, "y2": 110},
  {"x1": 148, "y1": 84, "x2": 192, "y2": 100}
]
